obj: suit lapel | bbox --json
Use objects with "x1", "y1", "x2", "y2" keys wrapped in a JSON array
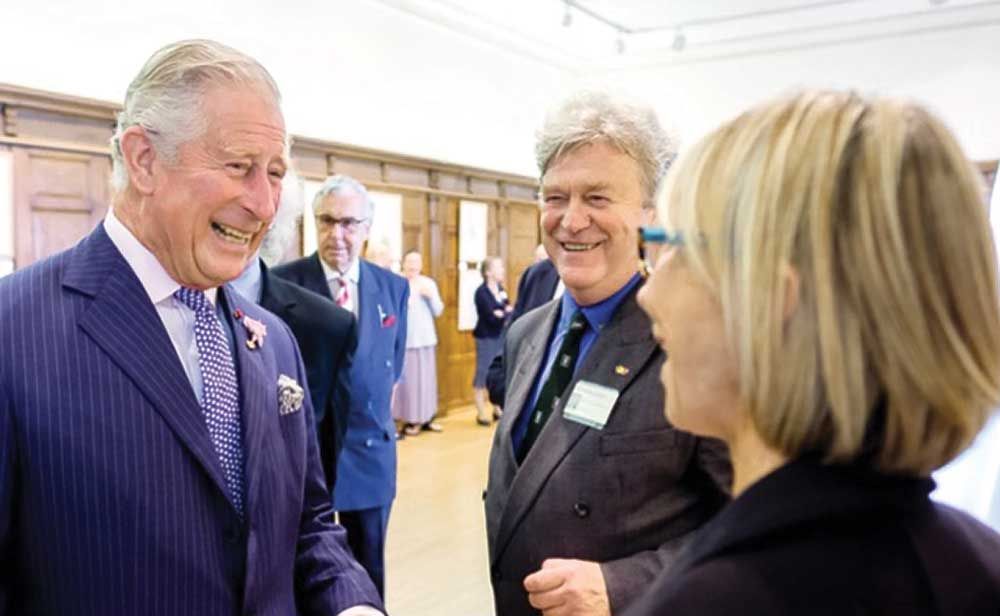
[
  {"x1": 496, "y1": 302, "x2": 559, "y2": 472},
  {"x1": 221, "y1": 286, "x2": 273, "y2": 521},
  {"x1": 305, "y1": 252, "x2": 333, "y2": 300},
  {"x1": 357, "y1": 261, "x2": 380, "y2": 342},
  {"x1": 493, "y1": 291, "x2": 658, "y2": 563},
  {"x1": 69, "y1": 227, "x2": 231, "y2": 504},
  {"x1": 259, "y1": 262, "x2": 295, "y2": 316}
]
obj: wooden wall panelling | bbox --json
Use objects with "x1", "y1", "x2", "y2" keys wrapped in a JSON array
[
  {"x1": 330, "y1": 155, "x2": 383, "y2": 183},
  {"x1": 291, "y1": 147, "x2": 328, "y2": 180},
  {"x1": 10, "y1": 108, "x2": 114, "y2": 149},
  {"x1": 400, "y1": 191, "x2": 425, "y2": 256},
  {"x1": 507, "y1": 202, "x2": 541, "y2": 302},
  {"x1": 13, "y1": 149, "x2": 110, "y2": 267},
  {"x1": 435, "y1": 196, "x2": 475, "y2": 413}
]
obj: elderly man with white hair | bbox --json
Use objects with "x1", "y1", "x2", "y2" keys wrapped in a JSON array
[
  {"x1": 274, "y1": 174, "x2": 409, "y2": 601},
  {"x1": 232, "y1": 173, "x2": 359, "y2": 500},
  {"x1": 0, "y1": 39, "x2": 382, "y2": 615}
]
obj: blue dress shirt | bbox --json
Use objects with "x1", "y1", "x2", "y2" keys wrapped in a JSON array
[{"x1": 511, "y1": 274, "x2": 643, "y2": 455}]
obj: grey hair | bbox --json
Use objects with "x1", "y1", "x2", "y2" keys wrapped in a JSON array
[
  {"x1": 260, "y1": 171, "x2": 305, "y2": 267},
  {"x1": 535, "y1": 91, "x2": 677, "y2": 207},
  {"x1": 110, "y1": 39, "x2": 283, "y2": 191},
  {"x1": 312, "y1": 174, "x2": 375, "y2": 220}
]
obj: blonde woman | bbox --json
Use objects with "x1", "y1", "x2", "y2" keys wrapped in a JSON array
[{"x1": 629, "y1": 91, "x2": 1000, "y2": 615}]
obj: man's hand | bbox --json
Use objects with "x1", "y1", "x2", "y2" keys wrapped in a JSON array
[{"x1": 523, "y1": 558, "x2": 610, "y2": 616}]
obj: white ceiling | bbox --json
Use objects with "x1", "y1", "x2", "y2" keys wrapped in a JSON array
[{"x1": 374, "y1": 0, "x2": 1000, "y2": 70}]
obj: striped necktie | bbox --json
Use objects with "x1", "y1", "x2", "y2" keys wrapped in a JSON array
[
  {"x1": 516, "y1": 310, "x2": 588, "y2": 463},
  {"x1": 335, "y1": 277, "x2": 350, "y2": 308}
]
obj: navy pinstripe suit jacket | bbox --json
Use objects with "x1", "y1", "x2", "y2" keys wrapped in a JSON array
[{"x1": 0, "y1": 226, "x2": 381, "y2": 615}]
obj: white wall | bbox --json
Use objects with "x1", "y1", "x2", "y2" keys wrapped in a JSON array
[
  {"x1": 2, "y1": 1, "x2": 998, "y2": 176},
  {"x1": 0, "y1": 0, "x2": 569, "y2": 176},
  {"x1": 589, "y1": 22, "x2": 1000, "y2": 160}
]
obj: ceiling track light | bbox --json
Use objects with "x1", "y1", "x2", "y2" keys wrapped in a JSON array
[{"x1": 672, "y1": 28, "x2": 686, "y2": 52}]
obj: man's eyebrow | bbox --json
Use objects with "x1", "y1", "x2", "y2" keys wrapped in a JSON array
[{"x1": 542, "y1": 181, "x2": 613, "y2": 193}]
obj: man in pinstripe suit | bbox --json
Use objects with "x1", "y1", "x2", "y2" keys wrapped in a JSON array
[{"x1": 0, "y1": 40, "x2": 382, "y2": 615}]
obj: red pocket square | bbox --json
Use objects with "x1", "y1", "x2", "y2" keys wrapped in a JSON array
[{"x1": 381, "y1": 315, "x2": 397, "y2": 328}]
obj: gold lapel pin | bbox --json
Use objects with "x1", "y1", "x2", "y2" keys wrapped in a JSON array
[{"x1": 615, "y1": 365, "x2": 630, "y2": 376}]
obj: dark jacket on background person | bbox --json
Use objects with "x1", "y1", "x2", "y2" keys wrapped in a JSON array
[
  {"x1": 473, "y1": 282, "x2": 509, "y2": 339},
  {"x1": 258, "y1": 261, "x2": 357, "y2": 493},
  {"x1": 272, "y1": 252, "x2": 408, "y2": 512},
  {"x1": 487, "y1": 259, "x2": 560, "y2": 406},
  {"x1": 624, "y1": 457, "x2": 1000, "y2": 616}
]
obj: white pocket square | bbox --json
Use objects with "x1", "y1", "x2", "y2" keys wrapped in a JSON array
[{"x1": 277, "y1": 374, "x2": 304, "y2": 415}]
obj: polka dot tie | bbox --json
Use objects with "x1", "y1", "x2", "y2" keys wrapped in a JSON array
[{"x1": 174, "y1": 287, "x2": 245, "y2": 517}]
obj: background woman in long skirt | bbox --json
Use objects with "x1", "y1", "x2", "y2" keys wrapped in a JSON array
[{"x1": 392, "y1": 251, "x2": 445, "y2": 436}]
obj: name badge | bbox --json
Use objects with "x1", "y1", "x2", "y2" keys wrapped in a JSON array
[{"x1": 563, "y1": 380, "x2": 619, "y2": 430}]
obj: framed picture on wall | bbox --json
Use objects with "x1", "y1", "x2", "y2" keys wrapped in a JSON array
[{"x1": 458, "y1": 200, "x2": 489, "y2": 331}]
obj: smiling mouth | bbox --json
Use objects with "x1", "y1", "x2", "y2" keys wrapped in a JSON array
[
  {"x1": 561, "y1": 241, "x2": 602, "y2": 252},
  {"x1": 212, "y1": 222, "x2": 253, "y2": 245}
]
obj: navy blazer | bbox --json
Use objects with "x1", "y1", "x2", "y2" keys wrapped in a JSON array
[
  {"x1": 258, "y1": 261, "x2": 357, "y2": 494},
  {"x1": 472, "y1": 283, "x2": 509, "y2": 339},
  {"x1": 509, "y1": 258, "x2": 559, "y2": 324},
  {"x1": 272, "y1": 253, "x2": 408, "y2": 511},
  {"x1": 624, "y1": 458, "x2": 1000, "y2": 616},
  {"x1": 0, "y1": 227, "x2": 381, "y2": 615},
  {"x1": 486, "y1": 259, "x2": 560, "y2": 406}
]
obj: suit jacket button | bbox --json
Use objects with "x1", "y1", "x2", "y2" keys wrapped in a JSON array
[
  {"x1": 365, "y1": 438, "x2": 374, "y2": 448},
  {"x1": 224, "y1": 526, "x2": 241, "y2": 544},
  {"x1": 573, "y1": 502, "x2": 590, "y2": 518}
]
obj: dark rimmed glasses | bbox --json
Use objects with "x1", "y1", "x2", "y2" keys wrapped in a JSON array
[{"x1": 315, "y1": 214, "x2": 369, "y2": 233}]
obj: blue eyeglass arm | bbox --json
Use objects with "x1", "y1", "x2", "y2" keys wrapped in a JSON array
[{"x1": 639, "y1": 226, "x2": 684, "y2": 245}]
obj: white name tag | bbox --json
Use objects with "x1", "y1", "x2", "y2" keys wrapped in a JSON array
[{"x1": 563, "y1": 380, "x2": 619, "y2": 430}]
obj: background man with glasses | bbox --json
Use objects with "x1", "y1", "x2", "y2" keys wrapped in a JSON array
[
  {"x1": 274, "y1": 174, "x2": 408, "y2": 599},
  {"x1": 484, "y1": 92, "x2": 732, "y2": 616}
]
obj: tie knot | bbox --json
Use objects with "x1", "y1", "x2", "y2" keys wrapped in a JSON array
[
  {"x1": 568, "y1": 310, "x2": 588, "y2": 332},
  {"x1": 174, "y1": 287, "x2": 212, "y2": 315}
]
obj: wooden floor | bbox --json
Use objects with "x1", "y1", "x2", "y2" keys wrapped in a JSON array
[{"x1": 385, "y1": 407, "x2": 498, "y2": 616}]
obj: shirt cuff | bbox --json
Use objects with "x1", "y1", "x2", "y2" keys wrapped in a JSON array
[{"x1": 337, "y1": 606, "x2": 384, "y2": 616}]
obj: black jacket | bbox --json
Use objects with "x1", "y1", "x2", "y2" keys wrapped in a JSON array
[
  {"x1": 473, "y1": 282, "x2": 510, "y2": 339},
  {"x1": 259, "y1": 262, "x2": 357, "y2": 493},
  {"x1": 624, "y1": 457, "x2": 1000, "y2": 616},
  {"x1": 486, "y1": 259, "x2": 560, "y2": 406}
]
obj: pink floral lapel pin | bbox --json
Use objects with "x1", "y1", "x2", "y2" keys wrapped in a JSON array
[
  {"x1": 240, "y1": 313, "x2": 267, "y2": 350},
  {"x1": 377, "y1": 303, "x2": 397, "y2": 328}
]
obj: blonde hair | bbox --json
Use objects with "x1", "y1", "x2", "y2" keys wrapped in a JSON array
[{"x1": 660, "y1": 90, "x2": 1000, "y2": 475}]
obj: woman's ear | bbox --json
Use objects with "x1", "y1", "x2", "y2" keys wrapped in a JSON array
[
  {"x1": 119, "y1": 126, "x2": 158, "y2": 195},
  {"x1": 781, "y1": 264, "x2": 801, "y2": 323}
]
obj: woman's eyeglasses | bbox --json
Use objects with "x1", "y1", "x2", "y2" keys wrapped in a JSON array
[{"x1": 638, "y1": 226, "x2": 686, "y2": 278}]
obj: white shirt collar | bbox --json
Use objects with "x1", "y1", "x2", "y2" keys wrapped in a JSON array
[
  {"x1": 104, "y1": 207, "x2": 218, "y2": 305},
  {"x1": 320, "y1": 256, "x2": 360, "y2": 285}
]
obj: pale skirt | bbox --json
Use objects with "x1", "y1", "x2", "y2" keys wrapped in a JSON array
[{"x1": 392, "y1": 346, "x2": 439, "y2": 424}]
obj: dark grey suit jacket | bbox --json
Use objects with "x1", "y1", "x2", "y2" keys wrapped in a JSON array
[{"x1": 484, "y1": 287, "x2": 732, "y2": 616}]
